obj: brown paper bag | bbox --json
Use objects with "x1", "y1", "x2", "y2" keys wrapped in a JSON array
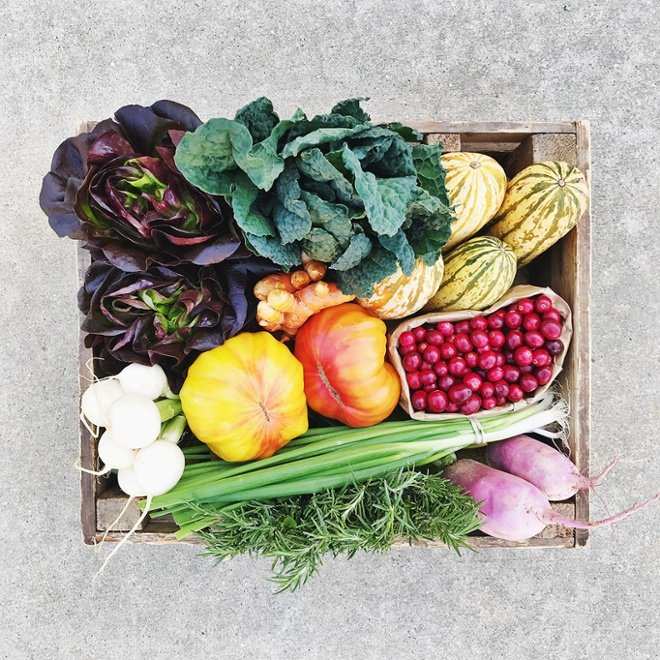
[{"x1": 388, "y1": 285, "x2": 573, "y2": 421}]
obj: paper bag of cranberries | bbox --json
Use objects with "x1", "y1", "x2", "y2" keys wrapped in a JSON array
[{"x1": 388, "y1": 285, "x2": 572, "y2": 420}]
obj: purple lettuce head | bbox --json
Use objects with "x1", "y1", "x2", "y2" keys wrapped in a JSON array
[
  {"x1": 40, "y1": 101, "x2": 243, "y2": 271},
  {"x1": 78, "y1": 257, "x2": 278, "y2": 374}
]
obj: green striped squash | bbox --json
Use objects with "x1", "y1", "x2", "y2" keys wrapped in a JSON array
[
  {"x1": 424, "y1": 236, "x2": 516, "y2": 312},
  {"x1": 441, "y1": 152, "x2": 507, "y2": 251},
  {"x1": 357, "y1": 256, "x2": 444, "y2": 319},
  {"x1": 488, "y1": 161, "x2": 588, "y2": 267}
]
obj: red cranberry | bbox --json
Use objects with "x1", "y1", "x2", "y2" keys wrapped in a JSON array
[
  {"x1": 448, "y1": 356, "x2": 467, "y2": 377},
  {"x1": 470, "y1": 316, "x2": 488, "y2": 331},
  {"x1": 487, "y1": 366, "x2": 504, "y2": 382},
  {"x1": 417, "y1": 341, "x2": 429, "y2": 354},
  {"x1": 545, "y1": 339, "x2": 564, "y2": 356},
  {"x1": 455, "y1": 320, "x2": 471, "y2": 334},
  {"x1": 448, "y1": 383, "x2": 472, "y2": 404},
  {"x1": 465, "y1": 351, "x2": 479, "y2": 368},
  {"x1": 482, "y1": 396, "x2": 497, "y2": 410},
  {"x1": 412, "y1": 326, "x2": 426, "y2": 342},
  {"x1": 461, "y1": 394, "x2": 482, "y2": 415},
  {"x1": 522, "y1": 312, "x2": 541, "y2": 332},
  {"x1": 439, "y1": 375, "x2": 455, "y2": 391},
  {"x1": 463, "y1": 372, "x2": 483, "y2": 391},
  {"x1": 411, "y1": 390, "x2": 428, "y2": 410},
  {"x1": 513, "y1": 346, "x2": 534, "y2": 367},
  {"x1": 471, "y1": 330, "x2": 489, "y2": 349},
  {"x1": 496, "y1": 396, "x2": 507, "y2": 407},
  {"x1": 520, "y1": 365, "x2": 534, "y2": 373},
  {"x1": 495, "y1": 353, "x2": 505, "y2": 367},
  {"x1": 508, "y1": 384, "x2": 524, "y2": 402},
  {"x1": 427, "y1": 389, "x2": 449, "y2": 413},
  {"x1": 406, "y1": 371, "x2": 422, "y2": 390},
  {"x1": 433, "y1": 361, "x2": 449, "y2": 377},
  {"x1": 487, "y1": 314, "x2": 504, "y2": 330},
  {"x1": 519, "y1": 373, "x2": 539, "y2": 393},
  {"x1": 423, "y1": 383, "x2": 437, "y2": 393},
  {"x1": 532, "y1": 348, "x2": 551, "y2": 367},
  {"x1": 534, "y1": 294, "x2": 553, "y2": 314},
  {"x1": 478, "y1": 350, "x2": 498, "y2": 371},
  {"x1": 504, "y1": 310, "x2": 522, "y2": 329},
  {"x1": 398, "y1": 343, "x2": 416, "y2": 357},
  {"x1": 420, "y1": 362, "x2": 432, "y2": 371},
  {"x1": 440, "y1": 343, "x2": 457, "y2": 360},
  {"x1": 494, "y1": 380, "x2": 510, "y2": 398},
  {"x1": 402, "y1": 352, "x2": 422, "y2": 372},
  {"x1": 480, "y1": 381, "x2": 495, "y2": 398},
  {"x1": 540, "y1": 319, "x2": 562, "y2": 341},
  {"x1": 506, "y1": 329, "x2": 524, "y2": 350},
  {"x1": 503, "y1": 365, "x2": 520, "y2": 383},
  {"x1": 420, "y1": 369, "x2": 437, "y2": 386},
  {"x1": 543, "y1": 309, "x2": 561, "y2": 322},
  {"x1": 454, "y1": 333, "x2": 472, "y2": 353},
  {"x1": 488, "y1": 330, "x2": 505, "y2": 348},
  {"x1": 399, "y1": 331, "x2": 415, "y2": 348},
  {"x1": 437, "y1": 321, "x2": 454, "y2": 336},
  {"x1": 426, "y1": 330, "x2": 444, "y2": 346},
  {"x1": 494, "y1": 309, "x2": 506, "y2": 317},
  {"x1": 516, "y1": 298, "x2": 535, "y2": 314},
  {"x1": 524, "y1": 330, "x2": 545, "y2": 349},
  {"x1": 423, "y1": 345, "x2": 441, "y2": 364},
  {"x1": 535, "y1": 367, "x2": 553, "y2": 385},
  {"x1": 446, "y1": 402, "x2": 460, "y2": 413}
]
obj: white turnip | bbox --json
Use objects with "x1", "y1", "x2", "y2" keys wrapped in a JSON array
[
  {"x1": 132, "y1": 440, "x2": 185, "y2": 496},
  {"x1": 81, "y1": 378, "x2": 124, "y2": 428},
  {"x1": 486, "y1": 434, "x2": 620, "y2": 501},
  {"x1": 97, "y1": 430, "x2": 136, "y2": 470},
  {"x1": 444, "y1": 459, "x2": 659, "y2": 542},
  {"x1": 107, "y1": 394, "x2": 161, "y2": 448},
  {"x1": 118, "y1": 363, "x2": 168, "y2": 400}
]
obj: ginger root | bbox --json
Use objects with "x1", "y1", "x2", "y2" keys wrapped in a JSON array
[{"x1": 254, "y1": 260, "x2": 354, "y2": 339}]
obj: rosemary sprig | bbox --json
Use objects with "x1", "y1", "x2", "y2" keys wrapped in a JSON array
[{"x1": 188, "y1": 468, "x2": 481, "y2": 592}]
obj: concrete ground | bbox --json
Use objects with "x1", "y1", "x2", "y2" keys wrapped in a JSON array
[{"x1": 1, "y1": 1, "x2": 658, "y2": 658}]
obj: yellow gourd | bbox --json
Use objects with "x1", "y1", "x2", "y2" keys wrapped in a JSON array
[
  {"x1": 356, "y1": 256, "x2": 444, "y2": 320},
  {"x1": 180, "y1": 332, "x2": 308, "y2": 462},
  {"x1": 441, "y1": 152, "x2": 507, "y2": 251}
]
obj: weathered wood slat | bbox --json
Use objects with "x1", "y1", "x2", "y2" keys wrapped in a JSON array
[{"x1": 406, "y1": 120, "x2": 577, "y2": 135}]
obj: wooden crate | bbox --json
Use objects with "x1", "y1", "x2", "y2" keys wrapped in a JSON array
[{"x1": 78, "y1": 120, "x2": 591, "y2": 548}]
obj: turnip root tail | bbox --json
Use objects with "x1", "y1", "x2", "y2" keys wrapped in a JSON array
[
  {"x1": 94, "y1": 496, "x2": 153, "y2": 583},
  {"x1": 95, "y1": 496, "x2": 135, "y2": 552},
  {"x1": 74, "y1": 459, "x2": 111, "y2": 477},
  {"x1": 536, "y1": 492, "x2": 660, "y2": 530}
]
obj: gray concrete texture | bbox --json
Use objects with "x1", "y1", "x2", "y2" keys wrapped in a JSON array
[{"x1": 1, "y1": 0, "x2": 658, "y2": 658}]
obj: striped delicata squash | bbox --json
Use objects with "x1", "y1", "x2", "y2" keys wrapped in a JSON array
[
  {"x1": 424, "y1": 236, "x2": 516, "y2": 312},
  {"x1": 441, "y1": 152, "x2": 507, "y2": 251},
  {"x1": 489, "y1": 161, "x2": 588, "y2": 267},
  {"x1": 357, "y1": 256, "x2": 444, "y2": 320}
]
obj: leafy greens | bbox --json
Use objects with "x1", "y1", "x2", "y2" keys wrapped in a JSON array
[{"x1": 174, "y1": 98, "x2": 453, "y2": 297}]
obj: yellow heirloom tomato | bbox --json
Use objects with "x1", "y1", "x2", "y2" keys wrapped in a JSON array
[{"x1": 180, "y1": 332, "x2": 308, "y2": 462}]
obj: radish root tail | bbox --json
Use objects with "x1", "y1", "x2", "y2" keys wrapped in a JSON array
[
  {"x1": 589, "y1": 456, "x2": 622, "y2": 486},
  {"x1": 537, "y1": 492, "x2": 660, "y2": 530}
]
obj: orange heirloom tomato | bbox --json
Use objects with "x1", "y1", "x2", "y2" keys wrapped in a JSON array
[
  {"x1": 294, "y1": 303, "x2": 400, "y2": 427},
  {"x1": 180, "y1": 332, "x2": 308, "y2": 462}
]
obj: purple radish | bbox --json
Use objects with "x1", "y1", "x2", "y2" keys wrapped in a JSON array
[
  {"x1": 486, "y1": 434, "x2": 620, "y2": 501},
  {"x1": 444, "y1": 459, "x2": 659, "y2": 542}
]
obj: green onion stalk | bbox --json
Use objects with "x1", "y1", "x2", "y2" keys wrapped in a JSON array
[{"x1": 150, "y1": 392, "x2": 567, "y2": 538}]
